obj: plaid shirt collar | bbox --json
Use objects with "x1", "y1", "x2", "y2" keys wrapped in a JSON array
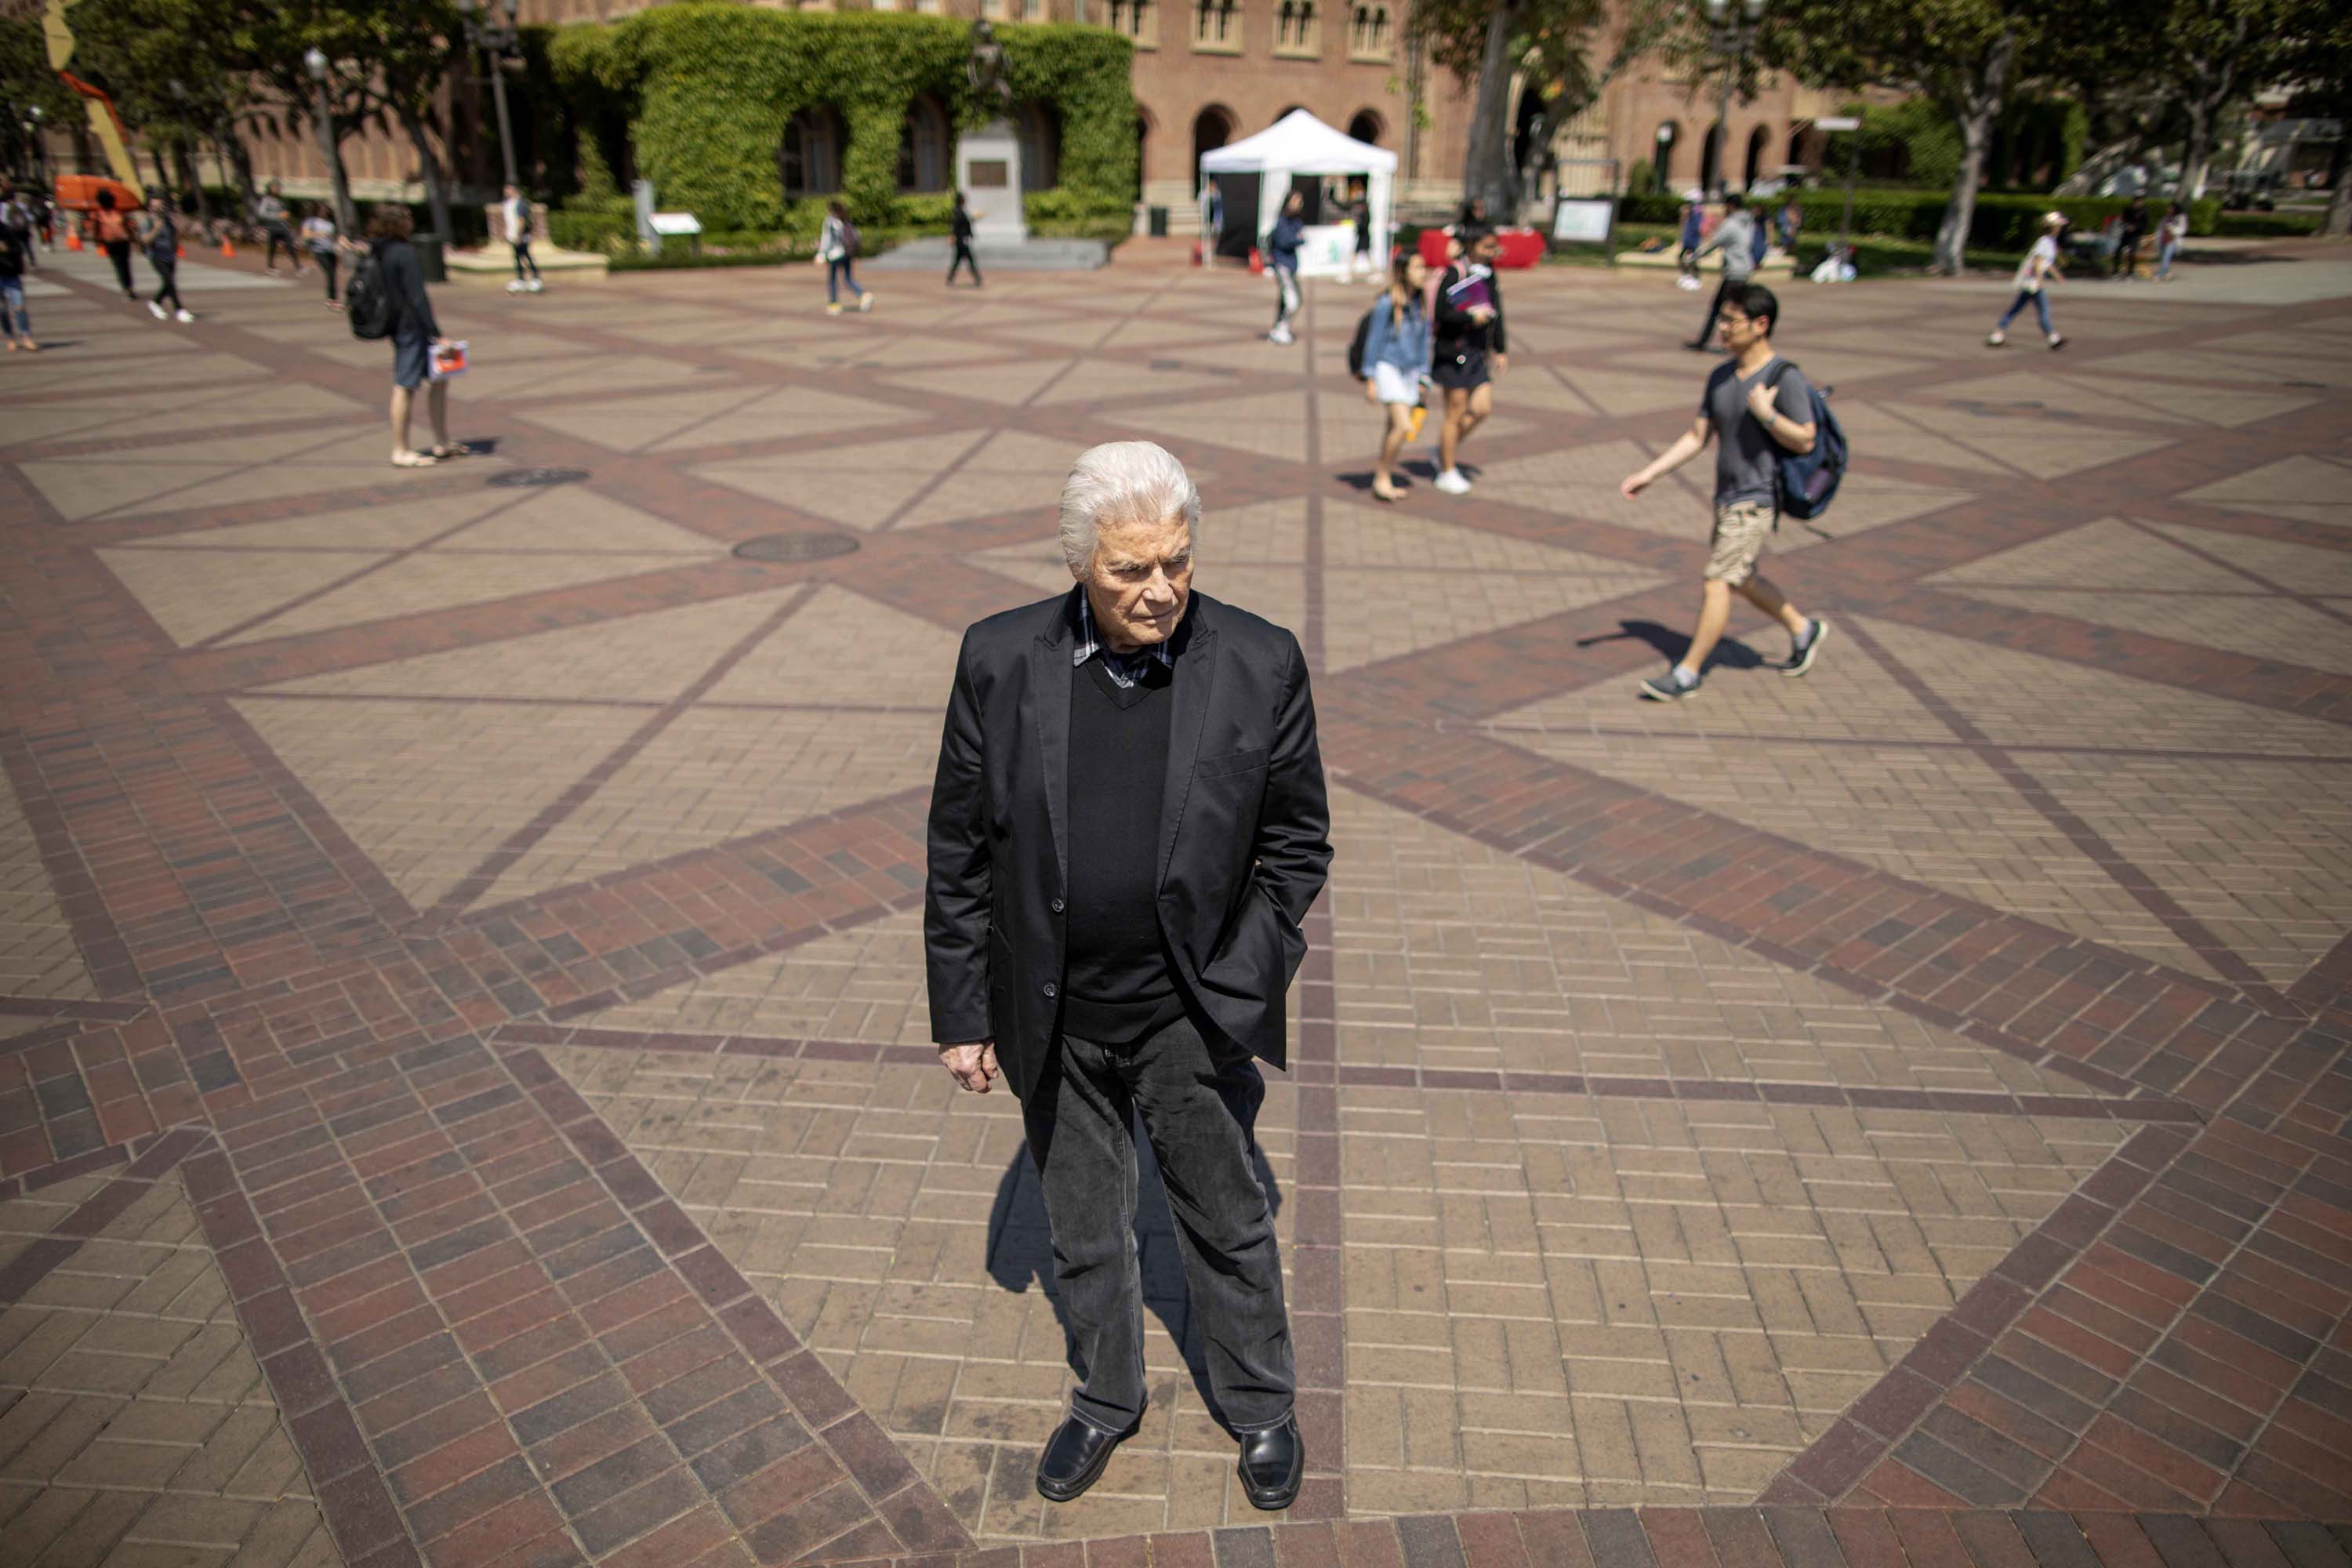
[{"x1": 1071, "y1": 588, "x2": 1177, "y2": 689}]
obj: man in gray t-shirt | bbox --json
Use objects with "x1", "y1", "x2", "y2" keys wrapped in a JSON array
[
  {"x1": 1686, "y1": 193, "x2": 1758, "y2": 350},
  {"x1": 1621, "y1": 280, "x2": 1831, "y2": 702}
]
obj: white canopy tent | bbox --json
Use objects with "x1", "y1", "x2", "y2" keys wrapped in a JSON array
[{"x1": 1200, "y1": 110, "x2": 1396, "y2": 278}]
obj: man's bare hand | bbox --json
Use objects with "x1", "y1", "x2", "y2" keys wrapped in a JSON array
[{"x1": 939, "y1": 1041, "x2": 1000, "y2": 1093}]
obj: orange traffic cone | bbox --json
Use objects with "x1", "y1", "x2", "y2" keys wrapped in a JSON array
[
  {"x1": 67, "y1": 230, "x2": 82, "y2": 251},
  {"x1": 176, "y1": 243, "x2": 185, "y2": 258},
  {"x1": 220, "y1": 236, "x2": 234, "y2": 258}
]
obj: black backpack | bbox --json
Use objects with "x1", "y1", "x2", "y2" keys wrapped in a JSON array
[
  {"x1": 513, "y1": 201, "x2": 532, "y2": 239},
  {"x1": 840, "y1": 219, "x2": 862, "y2": 259},
  {"x1": 346, "y1": 252, "x2": 394, "y2": 340},
  {"x1": 1346, "y1": 304, "x2": 1376, "y2": 379}
]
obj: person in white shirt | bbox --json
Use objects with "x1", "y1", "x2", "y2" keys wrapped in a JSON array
[
  {"x1": 503, "y1": 184, "x2": 543, "y2": 293},
  {"x1": 815, "y1": 199, "x2": 872, "y2": 315},
  {"x1": 1988, "y1": 210, "x2": 2068, "y2": 350},
  {"x1": 302, "y1": 205, "x2": 340, "y2": 307},
  {"x1": 2154, "y1": 202, "x2": 2188, "y2": 282}
]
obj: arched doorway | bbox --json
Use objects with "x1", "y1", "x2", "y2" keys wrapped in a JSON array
[
  {"x1": 779, "y1": 106, "x2": 844, "y2": 198},
  {"x1": 898, "y1": 94, "x2": 949, "y2": 193},
  {"x1": 1653, "y1": 120, "x2": 1680, "y2": 187},
  {"x1": 1015, "y1": 103, "x2": 1061, "y2": 191},
  {"x1": 1744, "y1": 124, "x2": 1770, "y2": 189},
  {"x1": 1133, "y1": 111, "x2": 1150, "y2": 201},
  {"x1": 1700, "y1": 122, "x2": 1723, "y2": 192},
  {"x1": 1786, "y1": 124, "x2": 1808, "y2": 172},
  {"x1": 1347, "y1": 109, "x2": 1383, "y2": 146},
  {"x1": 1193, "y1": 103, "x2": 1236, "y2": 183},
  {"x1": 1512, "y1": 85, "x2": 1548, "y2": 195}
]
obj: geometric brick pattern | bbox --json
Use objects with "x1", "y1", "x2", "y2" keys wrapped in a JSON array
[{"x1": 3, "y1": 233, "x2": 2350, "y2": 1568}]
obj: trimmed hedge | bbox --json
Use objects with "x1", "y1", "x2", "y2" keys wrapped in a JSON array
[
  {"x1": 547, "y1": 2, "x2": 1133, "y2": 234},
  {"x1": 1619, "y1": 188, "x2": 2223, "y2": 245},
  {"x1": 2209, "y1": 209, "x2": 2325, "y2": 238}
]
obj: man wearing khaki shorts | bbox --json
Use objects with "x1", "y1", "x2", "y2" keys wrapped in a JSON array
[{"x1": 1618, "y1": 281, "x2": 1828, "y2": 701}]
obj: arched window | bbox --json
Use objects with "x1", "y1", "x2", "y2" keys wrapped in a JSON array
[
  {"x1": 779, "y1": 106, "x2": 843, "y2": 198},
  {"x1": 1744, "y1": 124, "x2": 1770, "y2": 190},
  {"x1": 1193, "y1": 104, "x2": 1235, "y2": 178},
  {"x1": 1192, "y1": 0, "x2": 1236, "y2": 42},
  {"x1": 1653, "y1": 119, "x2": 1679, "y2": 184},
  {"x1": 898, "y1": 95, "x2": 949, "y2": 194},
  {"x1": 1275, "y1": 0, "x2": 1318, "y2": 51},
  {"x1": 1015, "y1": 103, "x2": 1061, "y2": 191},
  {"x1": 1347, "y1": 110, "x2": 1384, "y2": 146},
  {"x1": 1348, "y1": 3, "x2": 1388, "y2": 54},
  {"x1": 1700, "y1": 122, "x2": 1724, "y2": 191},
  {"x1": 1786, "y1": 124, "x2": 1808, "y2": 172},
  {"x1": 1109, "y1": 0, "x2": 1152, "y2": 38}
]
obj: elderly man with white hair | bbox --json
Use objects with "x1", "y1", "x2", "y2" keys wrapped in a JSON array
[{"x1": 924, "y1": 440, "x2": 1330, "y2": 1511}]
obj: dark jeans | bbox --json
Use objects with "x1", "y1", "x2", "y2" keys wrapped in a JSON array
[
  {"x1": 318, "y1": 251, "x2": 339, "y2": 301},
  {"x1": 947, "y1": 238, "x2": 982, "y2": 284},
  {"x1": 149, "y1": 255, "x2": 182, "y2": 312},
  {"x1": 1693, "y1": 275, "x2": 1748, "y2": 343},
  {"x1": 1022, "y1": 1012, "x2": 1294, "y2": 1436},
  {"x1": 826, "y1": 256, "x2": 865, "y2": 303},
  {"x1": 103, "y1": 239, "x2": 133, "y2": 294},
  {"x1": 265, "y1": 225, "x2": 299, "y2": 269},
  {"x1": 1996, "y1": 287, "x2": 2054, "y2": 336},
  {"x1": 513, "y1": 241, "x2": 539, "y2": 280}
]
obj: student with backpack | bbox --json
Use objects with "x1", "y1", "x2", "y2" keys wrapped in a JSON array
[
  {"x1": 140, "y1": 194, "x2": 193, "y2": 323},
  {"x1": 1617, "y1": 281, "x2": 1834, "y2": 702},
  {"x1": 503, "y1": 184, "x2": 543, "y2": 294},
  {"x1": 0, "y1": 217, "x2": 34, "y2": 352},
  {"x1": 817, "y1": 199, "x2": 873, "y2": 315},
  {"x1": 947, "y1": 192, "x2": 982, "y2": 287},
  {"x1": 351, "y1": 204, "x2": 461, "y2": 468},
  {"x1": 90, "y1": 189, "x2": 136, "y2": 299},
  {"x1": 1354, "y1": 252, "x2": 1432, "y2": 503}
]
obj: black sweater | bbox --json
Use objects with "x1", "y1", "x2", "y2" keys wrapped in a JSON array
[
  {"x1": 373, "y1": 238, "x2": 439, "y2": 339},
  {"x1": 1434, "y1": 262, "x2": 1507, "y2": 357},
  {"x1": 1061, "y1": 658, "x2": 1181, "y2": 1042}
]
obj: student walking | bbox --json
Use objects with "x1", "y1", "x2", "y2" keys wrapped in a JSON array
[
  {"x1": 1686, "y1": 193, "x2": 1758, "y2": 348},
  {"x1": 1776, "y1": 194, "x2": 1802, "y2": 254},
  {"x1": 1349, "y1": 182, "x2": 1375, "y2": 281},
  {"x1": 503, "y1": 184, "x2": 543, "y2": 293},
  {"x1": 365, "y1": 205, "x2": 461, "y2": 468},
  {"x1": 1431, "y1": 226, "x2": 1506, "y2": 495},
  {"x1": 1676, "y1": 192, "x2": 1704, "y2": 289},
  {"x1": 256, "y1": 183, "x2": 302, "y2": 275},
  {"x1": 1360, "y1": 252, "x2": 1432, "y2": 503},
  {"x1": 0, "y1": 218, "x2": 35, "y2": 351},
  {"x1": 816, "y1": 199, "x2": 872, "y2": 315},
  {"x1": 2154, "y1": 201, "x2": 2187, "y2": 281},
  {"x1": 140, "y1": 195, "x2": 192, "y2": 322},
  {"x1": 1265, "y1": 190, "x2": 1305, "y2": 345},
  {"x1": 2, "y1": 191, "x2": 39, "y2": 274},
  {"x1": 1988, "y1": 211, "x2": 2068, "y2": 349},
  {"x1": 1618, "y1": 281, "x2": 1828, "y2": 702},
  {"x1": 86, "y1": 189, "x2": 136, "y2": 299},
  {"x1": 947, "y1": 191, "x2": 983, "y2": 286},
  {"x1": 303, "y1": 204, "x2": 341, "y2": 307}
]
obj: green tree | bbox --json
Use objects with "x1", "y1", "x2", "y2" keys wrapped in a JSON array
[
  {"x1": 63, "y1": 0, "x2": 253, "y2": 220},
  {"x1": 1762, "y1": 0, "x2": 2049, "y2": 273},
  {"x1": 1409, "y1": 0, "x2": 1675, "y2": 220},
  {"x1": 1, "y1": 16, "x2": 82, "y2": 186},
  {"x1": 2271, "y1": 0, "x2": 2352, "y2": 235}
]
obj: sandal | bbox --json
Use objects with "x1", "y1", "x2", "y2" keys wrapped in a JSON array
[
  {"x1": 428, "y1": 443, "x2": 470, "y2": 459},
  {"x1": 390, "y1": 449, "x2": 438, "y2": 468}
]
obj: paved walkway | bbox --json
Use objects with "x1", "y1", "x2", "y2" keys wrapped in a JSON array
[{"x1": 2, "y1": 236, "x2": 2350, "y2": 1568}]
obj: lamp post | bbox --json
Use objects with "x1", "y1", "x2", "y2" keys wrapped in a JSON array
[
  {"x1": 1653, "y1": 121, "x2": 1673, "y2": 193},
  {"x1": 456, "y1": 0, "x2": 523, "y2": 191},
  {"x1": 1699, "y1": 0, "x2": 1765, "y2": 199},
  {"x1": 23, "y1": 104, "x2": 44, "y2": 189},
  {"x1": 306, "y1": 47, "x2": 356, "y2": 233}
]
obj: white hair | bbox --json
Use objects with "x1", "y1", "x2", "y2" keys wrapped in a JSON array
[{"x1": 1058, "y1": 441, "x2": 1200, "y2": 572}]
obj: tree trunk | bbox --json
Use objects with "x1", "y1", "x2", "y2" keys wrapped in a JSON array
[
  {"x1": 2180, "y1": 100, "x2": 2212, "y2": 201},
  {"x1": 2324, "y1": 129, "x2": 2350, "y2": 238},
  {"x1": 324, "y1": 114, "x2": 358, "y2": 235},
  {"x1": 217, "y1": 123, "x2": 257, "y2": 225},
  {"x1": 1461, "y1": 0, "x2": 1521, "y2": 221},
  {"x1": 1933, "y1": 31, "x2": 2013, "y2": 276},
  {"x1": 397, "y1": 103, "x2": 454, "y2": 241},
  {"x1": 179, "y1": 140, "x2": 212, "y2": 227}
]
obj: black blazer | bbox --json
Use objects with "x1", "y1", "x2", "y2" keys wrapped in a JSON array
[{"x1": 924, "y1": 588, "x2": 1332, "y2": 1102}]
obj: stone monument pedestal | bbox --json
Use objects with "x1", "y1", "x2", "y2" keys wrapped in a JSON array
[{"x1": 956, "y1": 120, "x2": 1027, "y2": 245}]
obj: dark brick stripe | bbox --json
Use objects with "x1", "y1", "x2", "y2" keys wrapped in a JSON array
[{"x1": 0, "y1": 1123, "x2": 205, "y2": 1301}]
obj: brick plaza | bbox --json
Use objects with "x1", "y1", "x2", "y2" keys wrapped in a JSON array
[{"x1": 2, "y1": 238, "x2": 2350, "y2": 1568}]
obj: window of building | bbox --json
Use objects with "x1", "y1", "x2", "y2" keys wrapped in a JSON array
[
  {"x1": 1348, "y1": 3, "x2": 1387, "y2": 56},
  {"x1": 1109, "y1": 0, "x2": 1154, "y2": 42},
  {"x1": 898, "y1": 95, "x2": 949, "y2": 194},
  {"x1": 779, "y1": 107, "x2": 843, "y2": 198},
  {"x1": 1192, "y1": 0, "x2": 1236, "y2": 45},
  {"x1": 913, "y1": 0, "x2": 941, "y2": 13},
  {"x1": 982, "y1": 0, "x2": 1007, "y2": 17},
  {"x1": 1275, "y1": 0, "x2": 1319, "y2": 54},
  {"x1": 1024, "y1": 0, "x2": 1047, "y2": 18}
]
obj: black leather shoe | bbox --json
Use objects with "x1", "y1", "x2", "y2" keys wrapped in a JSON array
[
  {"x1": 1236, "y1": 1414, "x2": 1304, "y2": 1510},
  {"x1": 1035, "y1": 1414, "x2": 1137, "y2": 1503}
]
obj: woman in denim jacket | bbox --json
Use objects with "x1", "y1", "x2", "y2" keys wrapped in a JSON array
[{"x1": 1362, "y1": 251, "x2": 1433, "y2": 502}]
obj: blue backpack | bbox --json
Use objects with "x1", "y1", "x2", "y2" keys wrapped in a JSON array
[{"x1": 1765, "y1": 361, "x2": 1846, "y2": 521}]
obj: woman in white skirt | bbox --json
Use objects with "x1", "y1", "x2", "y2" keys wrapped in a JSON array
[{"x1": 1360, "y1": 252, "x2": 1433, "y2": 503}]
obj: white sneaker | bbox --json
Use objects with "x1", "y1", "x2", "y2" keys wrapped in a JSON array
[
  {"x1": 1434, "y1": 469, "x2": 1472, "y2": 495},
  {"x1": 147, "y1": 300, "x2": 166, "y2": 319},
  {"x1": 858, "y1": 293, "x2": 874, "y2": 313},
  {"x1": 528, "y1": 278, "x2": 543, "y2": 292},
  {"x1": 175, "y1": 309, "x2": 194, "y2": 323},
  {"x1": 506, "y1": 280, "x2": 524, "y2": 293},
  {"x1": 1986, "y1": 330, "x2": 2006, "y2": 347},
  {"x1": 1267, "y1": 326, "x2": 1294, "y2": 345}
]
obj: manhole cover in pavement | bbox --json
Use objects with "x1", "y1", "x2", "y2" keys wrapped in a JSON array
[
  {"x1": 735, "y1": 531, "x2": 861, "y2": 563},
  {"x1": 488, "y1": 467, "x2": 591, "y2": 488}
]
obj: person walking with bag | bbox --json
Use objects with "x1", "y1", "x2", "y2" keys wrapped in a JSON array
[
  {"x1": 255, "y1": 182, "x2": 302, "y2": 275},
  {"x1": 1265, "y1": 190, "x2": 1305, "y2": 345},
  {"x1": 1620, "y1": 281, "x2": 1829, "y2": 702},
  {"x1": 1431, "y1": 225, "x2": 1506, "y2": 495},
  {"x1": 503, "y1": 184, "x2": 543, "y2": 294},
  {"x1": 1359, "y1": 252, "x2": 1432, "y2": 503},
  {"x1": 1988, "y1": 211, "x2": 2067, "y2": 350},
  {"x1": 0, "y1": 218, "x2": 35, "y2": 352},
  {"x1": 91, "y1": 189, "x2": 136, "y2": 300},
  {"x1": 303, "y1": 203, "x2": 341, "y2": 307},
  {"x1": 947, "y1": 191, "x2": 983, "y2": 287},
  {"x1": 816, "y1": 199, "x2": 873, "y2": 316},
  {"x1": 1686, "y1": 193, "x2": 1757, "y2": 348},
  {"x1": 139, "y1": 194, "x2": 192, "y2": 322}
]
